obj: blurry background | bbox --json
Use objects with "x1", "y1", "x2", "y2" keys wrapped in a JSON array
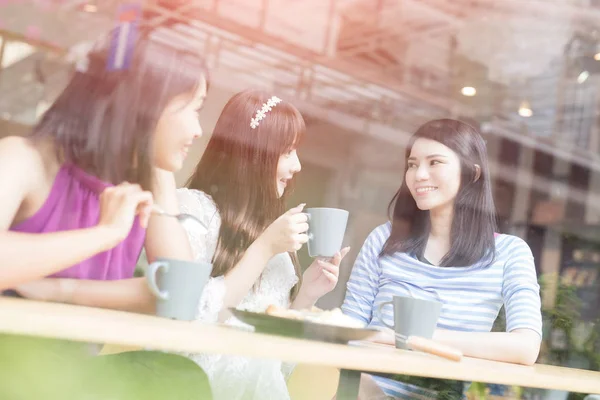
[{"x1": 1, "y1": 1, "x2": 600, "y2": 394}]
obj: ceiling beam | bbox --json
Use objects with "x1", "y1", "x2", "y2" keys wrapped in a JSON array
[{"x1": 141, "y1": 2, "x2": 460, "y2": 112}]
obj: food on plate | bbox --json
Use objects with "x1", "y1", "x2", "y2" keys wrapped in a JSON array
[
  {"x1": 264, "y1": 304, "x2": 365, "y2": 328},
  {"x1": 265, "y1": 304, "x2": 304, "y2": 320}
]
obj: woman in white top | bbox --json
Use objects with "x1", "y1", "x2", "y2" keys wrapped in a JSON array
[{"x1": 177, "y1": 89, "x2": 350, "y2": 400}]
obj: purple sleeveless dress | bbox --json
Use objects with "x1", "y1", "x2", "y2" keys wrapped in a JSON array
[{"x1": 9, "y1": 163, "x2": 146, "y2": 280}]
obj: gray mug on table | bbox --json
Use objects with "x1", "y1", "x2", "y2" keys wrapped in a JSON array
[
  {"x1": 305, "y1": 207, "x2": 349, "y2": 258},
  {"x1": 376, "y1": 296, "x2": 442, "y2": 349},
  {"x1": 146, "y1": 258, "x2": 212, "y2": 321}
]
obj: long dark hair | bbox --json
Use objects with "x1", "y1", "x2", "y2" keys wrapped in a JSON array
[
  {"x1": 187, "y1": 90, "x2": 305, "y2": 296},
  {"x1": 381, "y1": 119, "x2": 497, "y2": 267},
  {"x1": 31, "y1": 34, "x2": 209, "y2": 190}
]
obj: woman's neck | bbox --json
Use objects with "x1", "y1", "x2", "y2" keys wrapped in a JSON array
[
  {"x1": 422, "y1": 204, "x2": 454, "y2": 265},
  {"x1": 429, "y1": 204, "x2": 453, "y2": 240},
  {"x1": 31, "y1": 136, "x2": 61, "y2": 172}
]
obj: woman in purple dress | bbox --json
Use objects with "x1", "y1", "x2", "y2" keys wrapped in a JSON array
[
  {"x1": 0, "y1": 34, "x2": 212, "y2": 399},
  {"x1": 0, "y1": 35, "x2": 207, "y2": 307}
]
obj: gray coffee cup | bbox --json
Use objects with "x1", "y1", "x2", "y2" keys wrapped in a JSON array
[
  {"x1": 376, "y1": 296, "x2": 442, "y2": 349},
  {"x1": 305, "y1": 207, "x2": 349, "y2": 258},
  {"x1": 146, "y1": 258, "x2": 212, "y2": 321}
]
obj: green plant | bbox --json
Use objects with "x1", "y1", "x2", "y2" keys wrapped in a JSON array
[
  {"x1": 539, "y1": 274, "x2": 583, "y2": 365},
  {"x1": 582, "y1": 317, "x2": 600, "y2": 370},
  {"x1": 466, "y1": 382, "x2": 488, "y2": 400},
  {"x1": 385, "y1": 374, "x2": 465, "y2": 400},
  {"x1": 537, "y1": 274, "x2": 599, "y2": 400}
]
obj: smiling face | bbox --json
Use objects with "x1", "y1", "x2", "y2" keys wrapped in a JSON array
[
  {"x1": 153, "y1": 77, "x2": 207, "y2": 172},
  {"x1": 275, "y1": 148, "x2": 301, "y2": 197},
  {"x1": 405, "y1": 138, "x2": 462, "y2": 212}
]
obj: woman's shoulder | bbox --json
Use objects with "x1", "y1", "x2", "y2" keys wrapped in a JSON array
[
  {"x1": 177, "y1": 187, "x2": 215, "y2": 205},
  {"x1": 0, "y1": 136, "x2": 54, "y2": 193},
  {"x1": 0, "y1": 136, "x2": 45, "y2": 170},
  {"x1": 494, "y1": 233, "x2": 533, "y2": 257},
  {"x1": 370, "y1": 221, "x2": 392, "y2": 237},
  {"x1": 362, "y1": 221, "x2": 392, "y2": 250},
  {"x1": 176, "y1": 188, "x2": 220, "y2": 220},
  {"x1": 373, "y1": 221, "x2": 392, "y2": 239},
  {"x1": 0, "y1": 135, "x2": 37, "y2": 151}
]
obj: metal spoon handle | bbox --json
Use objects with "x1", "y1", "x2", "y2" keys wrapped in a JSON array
[{"x1": 151, "y1": 205, "x2": 209, "y2": 231}]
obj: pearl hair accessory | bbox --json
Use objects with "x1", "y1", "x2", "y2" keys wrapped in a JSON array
[{"x1": 250, "y1": 96, "x2": 282, "y2": 129}]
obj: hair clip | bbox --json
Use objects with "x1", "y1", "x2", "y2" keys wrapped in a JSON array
[{"x1": 250, "y1": 96, "x2": 282, "y2": 129}]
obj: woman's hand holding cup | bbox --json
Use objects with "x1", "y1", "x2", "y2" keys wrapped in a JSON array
[{"x1": 258, "y1": 204, "x2": 309, "y2": 256}]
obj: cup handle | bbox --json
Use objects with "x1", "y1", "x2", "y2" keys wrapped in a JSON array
[
  {"x1": 376, "y1": 301, "x2": 395, "y2": 330},
  {"x1": 146, "y1": 261, "x2": 169, "y2": 300},
  {"x1": 304, "y1": 213, "x2": 313, "y2": 240}
]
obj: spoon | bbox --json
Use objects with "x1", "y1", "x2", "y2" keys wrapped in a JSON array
[{"x1": 151, "y1": 204, "x2": 209, "y2": 233}]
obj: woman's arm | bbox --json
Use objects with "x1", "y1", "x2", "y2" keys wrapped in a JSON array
[
  {"x1": 219, "y1": 238, "x2": 278, "y2": 308},
  {"x1": 372, "y1": 236, "x2": 543, "y2": 366},
  {"x1": 1, "y1": 229, "x2": 124, "y2": 291},
  {"x1": 175, "y1": 190, "x2": 306, "y2": 321},
  {"x1": 433, "y1": 328, "x2": 540, "y2": 365},
  {"x1": 26, "y1": 191, "x2": 308, "y2": 316},
  {"x1": 340, "y1": 225, "x2": 387, "y2": 325},
  {"x1": 488, "y1": 236, "x2": 542, "y2": 365},
  {"x1": 291, "y1": 247, "x2": 351, "y2": 310},
  {"x1": 25, "y1": 218, "x2": 296, "y2": 316},
  {"x1": 221, "y1": 206, "x2": 308, "y2": 309},
  {"x1": 0, "y1": 137, "x2": 137, "y2": 290},
  {"x1": 29, "y1": 172, "x2": 195, "y2": 312},
  {"x1": 16, "y1": 277, "x2": 155, "y2": 314},
  {"x1": 371, "y1": 324, "x2": 541, "y2": 366},
  {"x1": 173, "y1": 188, "x2": 274, "y2": 312},
  {"x1": 144, "y1": 169, "x2": 194, "y2": 262},
  {"x1": 24, "y1": 172, "x2": 192, "y2": 311}
]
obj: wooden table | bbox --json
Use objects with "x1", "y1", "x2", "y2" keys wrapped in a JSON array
[{"x1": 1, "y1": 297, "x2": 599, "y2": 399}]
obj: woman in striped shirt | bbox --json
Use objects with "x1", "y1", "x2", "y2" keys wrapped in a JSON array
[{"x1": 342, "y1": 119, "x2": 542, "y2": 399}]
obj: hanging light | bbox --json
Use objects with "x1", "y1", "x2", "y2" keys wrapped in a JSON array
[
  {"x1": 593, "y1": 42, "x2": 600, "y2": 60},
  {"x1": 461, "y1": 86, "x2": 476, "y2": 96},
  {"x1": 518, "y1": 100, "x2": 533, "y2": 117},
  {"x1": 577, "y1": 70, "x2": 590, "y2": 84}
]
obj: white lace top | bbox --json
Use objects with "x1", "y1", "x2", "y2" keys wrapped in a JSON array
[{"x1": 177, "y1": 188, "x2": 299, "y2": 400}]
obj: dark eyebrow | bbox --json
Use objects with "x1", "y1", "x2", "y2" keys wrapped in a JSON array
[{"x1": 408, "y1": 154, "x2": 449, "y2": 161}]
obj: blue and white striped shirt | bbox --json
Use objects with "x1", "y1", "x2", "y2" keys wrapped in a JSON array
[{"x1": 341, "y1": 222, "x2": 542, "y2": 399}]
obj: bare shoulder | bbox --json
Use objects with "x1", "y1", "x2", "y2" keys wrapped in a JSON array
[
  {"x1": 0, "y1": 136, "x2": 47, "y2": 189},
  {"x1": 0, "y1": 136, "x2": 43, "y2": 163},
  {"x1": 0, "y1": 136, "x2": 50, "y2": 228}
]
